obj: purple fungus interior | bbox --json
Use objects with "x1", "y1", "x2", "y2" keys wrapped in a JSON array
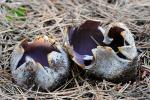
[
  {"x1": 69, "y1": 20, "x2": 105, "y2": 66},
  {"x1": 16, "y1": 39, "x2": 59, "y2": 68},
  {"x1": 108, "y1": 26, "x2": 128, "y2": 59}
]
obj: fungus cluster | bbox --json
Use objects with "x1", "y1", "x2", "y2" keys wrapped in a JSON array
[{"x1": 10, "y1": 20, "x2": 138, "y2": 90}]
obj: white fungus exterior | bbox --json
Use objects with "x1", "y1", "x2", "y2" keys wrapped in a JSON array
[
  {"x1": 66, "y1": 21, "x2": 138, "y2": 81},
  {"x1": 10, "y1": 36, "x2": 69, "y2": 90}
]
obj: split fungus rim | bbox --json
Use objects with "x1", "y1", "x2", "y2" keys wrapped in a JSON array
[
  {"x1": 67, "y1": 20, "x2": 131, "y2": 68},
  {"x1": 16, "y1": 37, "x2": 60, "y2": 68}
]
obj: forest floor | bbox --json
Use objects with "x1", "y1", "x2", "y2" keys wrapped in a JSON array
[{"x1": 0, "y1": 0, "x2": 150, "y2": 99}]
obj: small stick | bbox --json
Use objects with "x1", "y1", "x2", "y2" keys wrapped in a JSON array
[{"x1": 90, "y1": 36, "x2": 100, "y2": 46}]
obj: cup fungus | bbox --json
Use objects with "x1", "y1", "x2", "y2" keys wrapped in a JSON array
[
  {"x1": 65, "y1": 20, "x2": 138, "y2": 82},
  {"x1": 10, "y1": 35, "x2": 69, "y2": 90}
]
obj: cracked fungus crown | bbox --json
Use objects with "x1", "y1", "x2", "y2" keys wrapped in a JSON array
[
  {"x1": 10, "y1": 35, "x2": 69, "y2": 90},
  {"x1": 65, "y1": 20, "x2": 138, "y2": 82}
]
